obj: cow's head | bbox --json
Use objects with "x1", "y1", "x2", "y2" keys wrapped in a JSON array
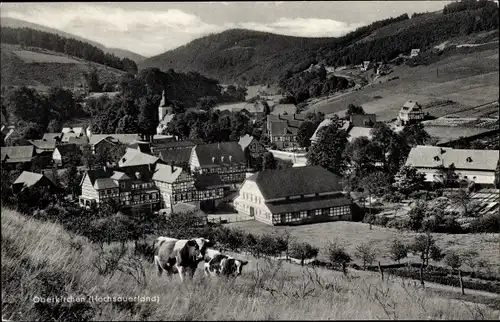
[
  {"x1": 180, "y1": 239, "x2": 201, "y2": 263},
  {"x1": 222, "y1": 258, "x2": 249, "y2": 277},
  {"x1": 194, "y1": 238, "x2": 213, "y2": 260}
]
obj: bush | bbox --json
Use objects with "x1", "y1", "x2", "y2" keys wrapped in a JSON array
[
  {"x1": 289, "y1": 242, "x2": 319, "y2": 265},
  {"x1": 469, "y1": 212, "x2": 500, "y2": 233},
  {"x1": 373, "y1": 215, "x2": 390, "y2": 227},
  {"x1": 387, "y1": 217, "x2": 410, "y2": 230},
  {"x1": 326, "y1": 241, "x2": 352, "y2": 275},
  {"x1": 381, "y1": 192, "x2": 404, "y2": 203},
  {"x1": 442, "y1": 215, "x2": 463, "y2": 234}
]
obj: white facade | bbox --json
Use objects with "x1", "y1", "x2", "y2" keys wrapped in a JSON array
[
  {"x1": 417, "y1": 168, "x2": 495, "y2": 185},
  {"x1": 233, "y1": 180, "x2": 273, "y2": 224}
]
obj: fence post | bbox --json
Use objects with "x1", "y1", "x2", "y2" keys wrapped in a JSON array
[
  {"x1": 459, "y1": 270, "x2": 465, "y2": 295},
  {"x1": 378, "y1": 261, "x2": 384, "y2": 281}
]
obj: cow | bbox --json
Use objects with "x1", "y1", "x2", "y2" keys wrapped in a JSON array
[
  {"x1": 153, "y1": 236, "x2": 212, "y2": 282},
  {"x1": 204, "y1": 252, "x2": 249, "y2": 277}
]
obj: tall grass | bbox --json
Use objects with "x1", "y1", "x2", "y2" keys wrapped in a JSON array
[{"x1": 1, "y1": 208, "x2": 498, "y2": 321}]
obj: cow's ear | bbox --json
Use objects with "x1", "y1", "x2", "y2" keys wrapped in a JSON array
[{"x1": 241, "y1": 260, "x2": 248, "y2": 266}]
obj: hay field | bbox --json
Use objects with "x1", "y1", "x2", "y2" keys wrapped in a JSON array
[
  {"x1": 2, "y1": 207, "x2": 498, "y2": 321},
  {"x1": 228, "y1": 220, "x2": 500, "y2": 272},
  {"x1": 14, "y1": 50, "x2": 82, "y2": 64},
  {"x1": 308, "y1": 48, "x2": 499, "y2": 121}
]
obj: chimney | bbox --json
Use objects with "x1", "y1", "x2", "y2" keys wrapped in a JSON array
[
  {"x1": 212, "y1": 157, "x2": 215, "y2": 163},
  {"x1": 171, "y1": 164, "x2": 174, "y2": 172},
  {"x1": 221, "y1": 156, "x2": 224, "y2": 163}
]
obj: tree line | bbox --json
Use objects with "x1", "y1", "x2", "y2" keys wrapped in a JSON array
[
  {"x1": 321, "y1": 3, "x2": 499, "y2": 67},
  {"x1": 1, "y1": 26, "x2": 138, "y2": 74}
]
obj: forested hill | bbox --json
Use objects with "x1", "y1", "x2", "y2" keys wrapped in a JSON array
[
  {"x1": 0, "y1": 26, "x2": 139, "y2": 74},
  {"x1": 138, "y1": 0, "x2": 499, "y2": 85},
  {"x1": 0, "y1": 17, "x2": 146, "y2": 62}
]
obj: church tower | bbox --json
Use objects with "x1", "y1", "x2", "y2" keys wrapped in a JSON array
[{"x1": 158, "y1": 90, "x2": 168, "y2": 122}]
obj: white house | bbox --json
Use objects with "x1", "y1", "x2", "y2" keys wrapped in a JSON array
[
  {"x1": 233, "y1": 166, "x2": 352, "y2": 226},
  {"x1": 404, "y1": 146, "x2": 499, "y2": 186}
]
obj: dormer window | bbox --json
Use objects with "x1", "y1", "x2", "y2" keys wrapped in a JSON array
[
  {"x1": 434, "y1": 156, "x2": 440, "y2": 162},
  {"x1": 466, "y1": 157, "x2": 472, "y2": 163}
]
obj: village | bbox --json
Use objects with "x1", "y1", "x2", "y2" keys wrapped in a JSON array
[{"x1": 1, "y1": 1, "x2": 500, "y2": 320}]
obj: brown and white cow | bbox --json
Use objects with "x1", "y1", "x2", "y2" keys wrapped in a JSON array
[
  {"x1": 153, "y1": 237, "x2": 211, "y2": 282},
  {"x1": 204, "y1": 251, "x2": 249, "y2": 277}
]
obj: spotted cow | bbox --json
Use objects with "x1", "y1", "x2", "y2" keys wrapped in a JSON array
[{"x1": 204, "y1": 252, "x2": 249, "y2": 277}]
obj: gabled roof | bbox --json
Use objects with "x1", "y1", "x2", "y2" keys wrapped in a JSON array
[
  {"x1": 13, "y1": 171, "x2": 44, "y2": 187},
  {"x1": 310, "y1": 119, "x2": 350, "y2": 142},
  {"x1": 119, "y1": 149, "x2": 160, "y2": 168},
  {"x1": 401, "y1": 101, "x2": 421, "y2": 111},
  {"x1": 193, "y1": 142, "x2": 247, "y2": 167},
  {"x1": 55, "y1": 143, "x2": 81, "y2": 156},
  {"x1": 89, "y1": 134, "x2": 141, "y2": 146},
  {"x1": 152, "y1": 163, "x2": 184, "y2": 183},
  {"x1": 61, "y1": 132, "x2": 81, "y2": 142},
  {"x1": 94, "y1": 178, "x2": 119, "y2": 190},
  {"x1": 405, "y1": 146, "x2": 499, "y2": 171},
  {"x1": 128, "y1": 141, "x2": 152, "y2": 154},
  {"x1": 42, "y1": 133, "x2": 63, "y2": 141},
  {"x1": 158, "y1": 148, "x2": 192, "y2": 165},
  {"x1": 152, "y1": 139, "x2": 196, "y2": 150},
  {"x1": 29, "y1": 140, "x2": 57, "y2": 150},
  {"x1": 270, "y1": 122, "x2": 299, "y2": 136},
  {"x1": 238, "y1": 134, "x2": 255, "y2": 150},
  {"x1": 271, "y1": 104, "x2": 296, "y2": 116},
  {"x1": 110, "y1": 171, "x2": 131, "y2": 181},
  {"x1": 1, "y1": 146, "x2": 35, "y2": 163},
  {"x1": 68, "y1": 136, "x2": 89, "y2": 145},
  {"x1": 347, "y1": 127, "x2": 373, "y2": 142},
  {"x1": 62, "y1": 127, "x2": 84, "y2": 136},
  {"x1": 248, "y1": 166, "x2": 344, "y2": 200}
]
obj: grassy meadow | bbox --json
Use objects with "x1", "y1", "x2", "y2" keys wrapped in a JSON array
[
  {"x1": 227, "y1": 220, "x2": 500, "y2": 273},
  {"x1": 307, "y1": 48, "x2": 499, "y2": 121},
  {"x1": 2, "y1": 207, "x2": 499, "y2": 321}
]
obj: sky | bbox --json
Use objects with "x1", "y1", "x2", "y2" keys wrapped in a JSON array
[{"x1": 0, "y1": 1, "x2": 453, "y2": 57}]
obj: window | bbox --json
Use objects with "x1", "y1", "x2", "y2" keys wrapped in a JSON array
[
  {"x1": 321, "y1": 208, "x2": 329, "y2": 216},
  {"x1": 315, "y1": 209, "x2": 321, "y2": 216},
  {"x1": 307, "y1": 210, "x2": 315, "y2": 217},
  {"x1": 291, "y1": 212, "x2": 300, "y2": 219},
  {"x1": 120, "y1": 182, "x2": 126, "y2": 189}
]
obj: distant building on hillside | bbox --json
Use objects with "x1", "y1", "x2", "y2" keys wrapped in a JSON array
[
  {"x1": 310, "y1": 114, "x2": 376, "y2": 145},
  {"x1": 410, "y1": 49, "x2": 421, "y2": 58},
  {"x1": 404, "y1": 145, "x2": 499, "y2": 186},
  {"x1": 271, "y1": 104, "x2": 297, "y2": 116},
  {"x1": 1, "y1": 145, "x2": 35, "y2": 169},
  {"x1": 398, "y1": 101, "x2": 424, "y2": 125},
  {"x1": 360, "y1": 61, "x2": 372, "y2": 72},
  {"x1": 266, "y1": 114, "x2": 306, "y2": 150},
  {"x1": 234, "y1": 166, "x2": 352, "y2": 226}
]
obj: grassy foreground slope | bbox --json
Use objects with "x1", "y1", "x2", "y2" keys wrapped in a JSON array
[
  {"x1": 1, "y1": 43, "x2": 126, "y2": 90},
  {"x1": 2, "y1": 207, "x2": 498, "y2": 321}
]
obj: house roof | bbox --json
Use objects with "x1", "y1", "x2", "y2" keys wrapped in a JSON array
[
  {"x1": 266, "y1": 195, "x2": 351, "y2": 214},
  {"x1": 158, "y1": 148, "x2": 192, "y2": 165},
  {"x1": 42, "y1": 133, "x2": 63, "y2": 141},
  {"x1": 152, "y1": 139, "x2": 196, "y2": 150},
  {"x1": 128, "y1": 141, "x2": 152, "y2": 154},
  {"x1": 271, "y1": 104, "x2": 296, "y2": 116},
  {"x1": 238, "y1": 134, "x2": 255, "y2": 150},
  {"x1": 152, "y1": 163, "x2": 183, "y2": 183},
  {"x1": 310, "y1": 119, "x2": 350, "y2": 142},
  {"x1": 350, "y1": 114, "x2": 376, "y2": 127},
  {"x1": 89, "y1": 134, "x2": 141, "y2": 146},
  {"x1": 347, "y1": 127, "x2": 373, "y2": 142},
  {"x1": 248, "y1": 166, "x2": 344, "y2": 200},
  {"x1": 193, "y1": 142, "x2": 247, "y2": 167},
  {"x1": 401, "y1": 101, "x2": 421, "y2": 111},
  {"x1": 1, "y1": 146, "x2": 35, "y2": 163},
  {"x1": 85, "y1": 168, "x2": 115, "y2": 186},
  {"x1": 266, "y1": 114, "x2": 306, "y2": 124},
  {"x1": 61, "y1": 132, "x2": 81, "y2": 142},
  {"x1": 55, "y1": 143, "x2": 81, "y2": 156},
  {"x1": 172, "y1": 201, "x2": 203, "y2": 214},
  {"x1": 270, "y1": 122, "x2": 299, "y2": 136},
  {"x1": 13, "y1": 171, "x2": 44, "y2": 188},
  {"x1": 110, "y1": 171, "x2": 131, "y2": 181},
  {"x1": 119, "y1": 149, "x2": 160, "y2": 168},
  {"x1": 94, "y1": 178, "x2": 119, "y2": 190},
  {"x1": 62, "y1": 127, "x2": 84, "y2": 136},
  {"x1": 405, "y1": 145, "x2": 499, "y2": 171},
  {"x1": 68, "y1": 136, "x2": 89, "y2": 145},
  {"x1": 29, "y1": 140, "x2": 57, "y2": 150}
]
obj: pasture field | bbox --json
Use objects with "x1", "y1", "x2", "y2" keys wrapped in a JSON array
[
  {"x1": 2, "y1": 207, "x2": 499, "y2": 321},
  {"x1": 1, "y1": 44, "x2": 126, "y2": 88},
  {"x1": 14, "y1": 50, "x2": 82, "y2": 64},
  {"x1": 227, "y1": 219, "x2": 500, "y2": 272},
  {"x1": 307, "y1": 48, "x2": 499, "y2": 121}
]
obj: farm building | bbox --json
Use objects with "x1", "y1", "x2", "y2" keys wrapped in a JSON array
[
  {"x1": 234, "y1": 166, "x2": 352, "y2": 226},
  {"x1": 404, "y1": 145, "x2": 499, "y2": 186},
  {"x1": 11, "y1": 171, "x2": 59, "y2": 194},
  {"x1": 266, "y1": 114, "x2": 307, "y2": 150},
  {"x1": 398, "y1": 101, "x2": 424, "y2": 125}
]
